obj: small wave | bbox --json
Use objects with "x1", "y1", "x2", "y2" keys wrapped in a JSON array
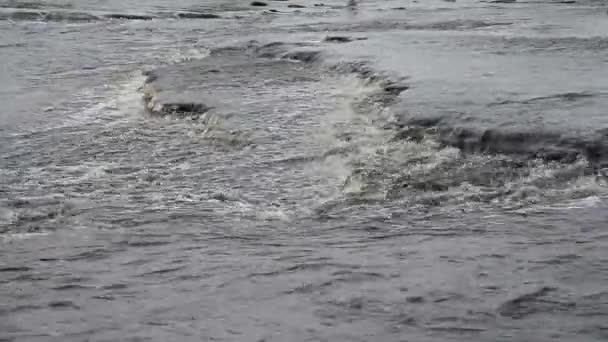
[
  {"x1": 0, "y1": 9, "x2": 226, "y2": 23},
  {"x1": 410, "y1": 19, "x2": 513, "y2": 31},
  {"x1": 489, "y1": 36, "x2": 608, "y2": 54},
  {"x1": 290, "y1": 19, "x2": 513, "y2": 34},
  {"x1": 99, "y1": 11, "x2": 224, "y2": 22},
  {"x1": 102, "y1": 13, "x2": 154, "y2": 21},
  {"x1": 0, "y1": 1, "x2": 73, "y2": 10},
  {"x1": 489, "y1": 91, "x2": 601, "y2": 106},
  {"x1": 17, "y1": 71, "x2": 148, "y2": 134},
  {"x1": 252, "y1": 42, "x2": 410, "y2": 100},
  {"x1": 498, "y1": 286, "x2": 576, "y2": 319},
  {"x1": 390, "y1": 108, "x2": 608, "y2": 167},
  {"x1": 0, "y1": 42, "x2": 25, "y2": 48},
  {"x1": 0, "y1": 10, "x2": 99, "y2": 22},
  {"x1": 0, "y1": 195, "x2": 89, "y2": 235},
  {"x1": 560, "y1": 195, "x2": 605, "y2": 209},
  {"x1": 1, "y1": 230, "x2": 51, "y2": 241},
  {"x1": 435, "y1": 126, "x2": 608, "y2": 165}
]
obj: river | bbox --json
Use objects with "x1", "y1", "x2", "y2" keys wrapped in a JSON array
[{"x1": 1, "y1": 0, "x2": 607, "y2": 341}]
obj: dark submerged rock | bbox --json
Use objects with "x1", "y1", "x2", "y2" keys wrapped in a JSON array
[
  {"x1": 383, "y1": 84, "x2": 410, "y2": 95},
  {"x1": 176, "y1": 12, "x2": 222, "y2": 19},
  {"x1": 283, "y1": 50, "x2": 322, "y2": 63},
  {"x1": 150, "y1": 102, "x2": 211, "y2": 116},
  {"x1": 324, "y1": 36, "x2": 353, "y2": 43},
  {"x1": 391, "y1": 127, "x2": 425, "y2": 143},
  {"x1": 104, "y1": 13, "x2": 154, "y2": 20}
]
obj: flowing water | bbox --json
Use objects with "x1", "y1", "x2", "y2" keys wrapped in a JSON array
[{"x1": 1, "y1": 0, "x2": 607, "y2": 341}]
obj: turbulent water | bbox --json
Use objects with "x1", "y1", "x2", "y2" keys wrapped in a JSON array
[{"x1": 1, "y1": 0, "x2": 607, "y2": 341}]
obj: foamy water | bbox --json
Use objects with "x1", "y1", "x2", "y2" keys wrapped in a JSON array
[{"x1": 1, "y1": 0, "x2": 607, "y2": 341}]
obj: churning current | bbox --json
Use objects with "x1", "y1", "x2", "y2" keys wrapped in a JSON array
[{"x1": 1, "y1": 0, "x2": 607, "y2": 341}]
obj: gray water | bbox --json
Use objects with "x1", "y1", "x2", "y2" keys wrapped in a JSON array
[{"x1": 1, "y1": 0, "x2": 607, "y2": 341}]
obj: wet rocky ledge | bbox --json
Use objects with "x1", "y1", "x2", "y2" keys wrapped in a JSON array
[{"x1": 142, "y1": 41, "x2": 409, "y2": 119}]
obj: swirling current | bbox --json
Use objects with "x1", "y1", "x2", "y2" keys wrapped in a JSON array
[{"x1": 1, "y1": 0, "x2": 607, "y2": 341}]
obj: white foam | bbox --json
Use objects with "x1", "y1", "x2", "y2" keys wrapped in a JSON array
[
  {"x1": 169, "y1": 47, "x2": 211, "y2": 64},
  {"x1": 0, "y1": 206, "x2": 16, "y2": 226},
  {"x1": 87, "y1": 71, "x2": 148, "y2": 123},
  {"x1": 1, "y1": 231, "x2": 51, "y2": 242},
  {"x1": 255, "y1": 207, "x2": 291, "y2": 222}
]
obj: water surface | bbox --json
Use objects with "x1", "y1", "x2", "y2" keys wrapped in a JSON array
[{"x1": 1, "y1": 0, "x2": 607, "y2": 341}]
